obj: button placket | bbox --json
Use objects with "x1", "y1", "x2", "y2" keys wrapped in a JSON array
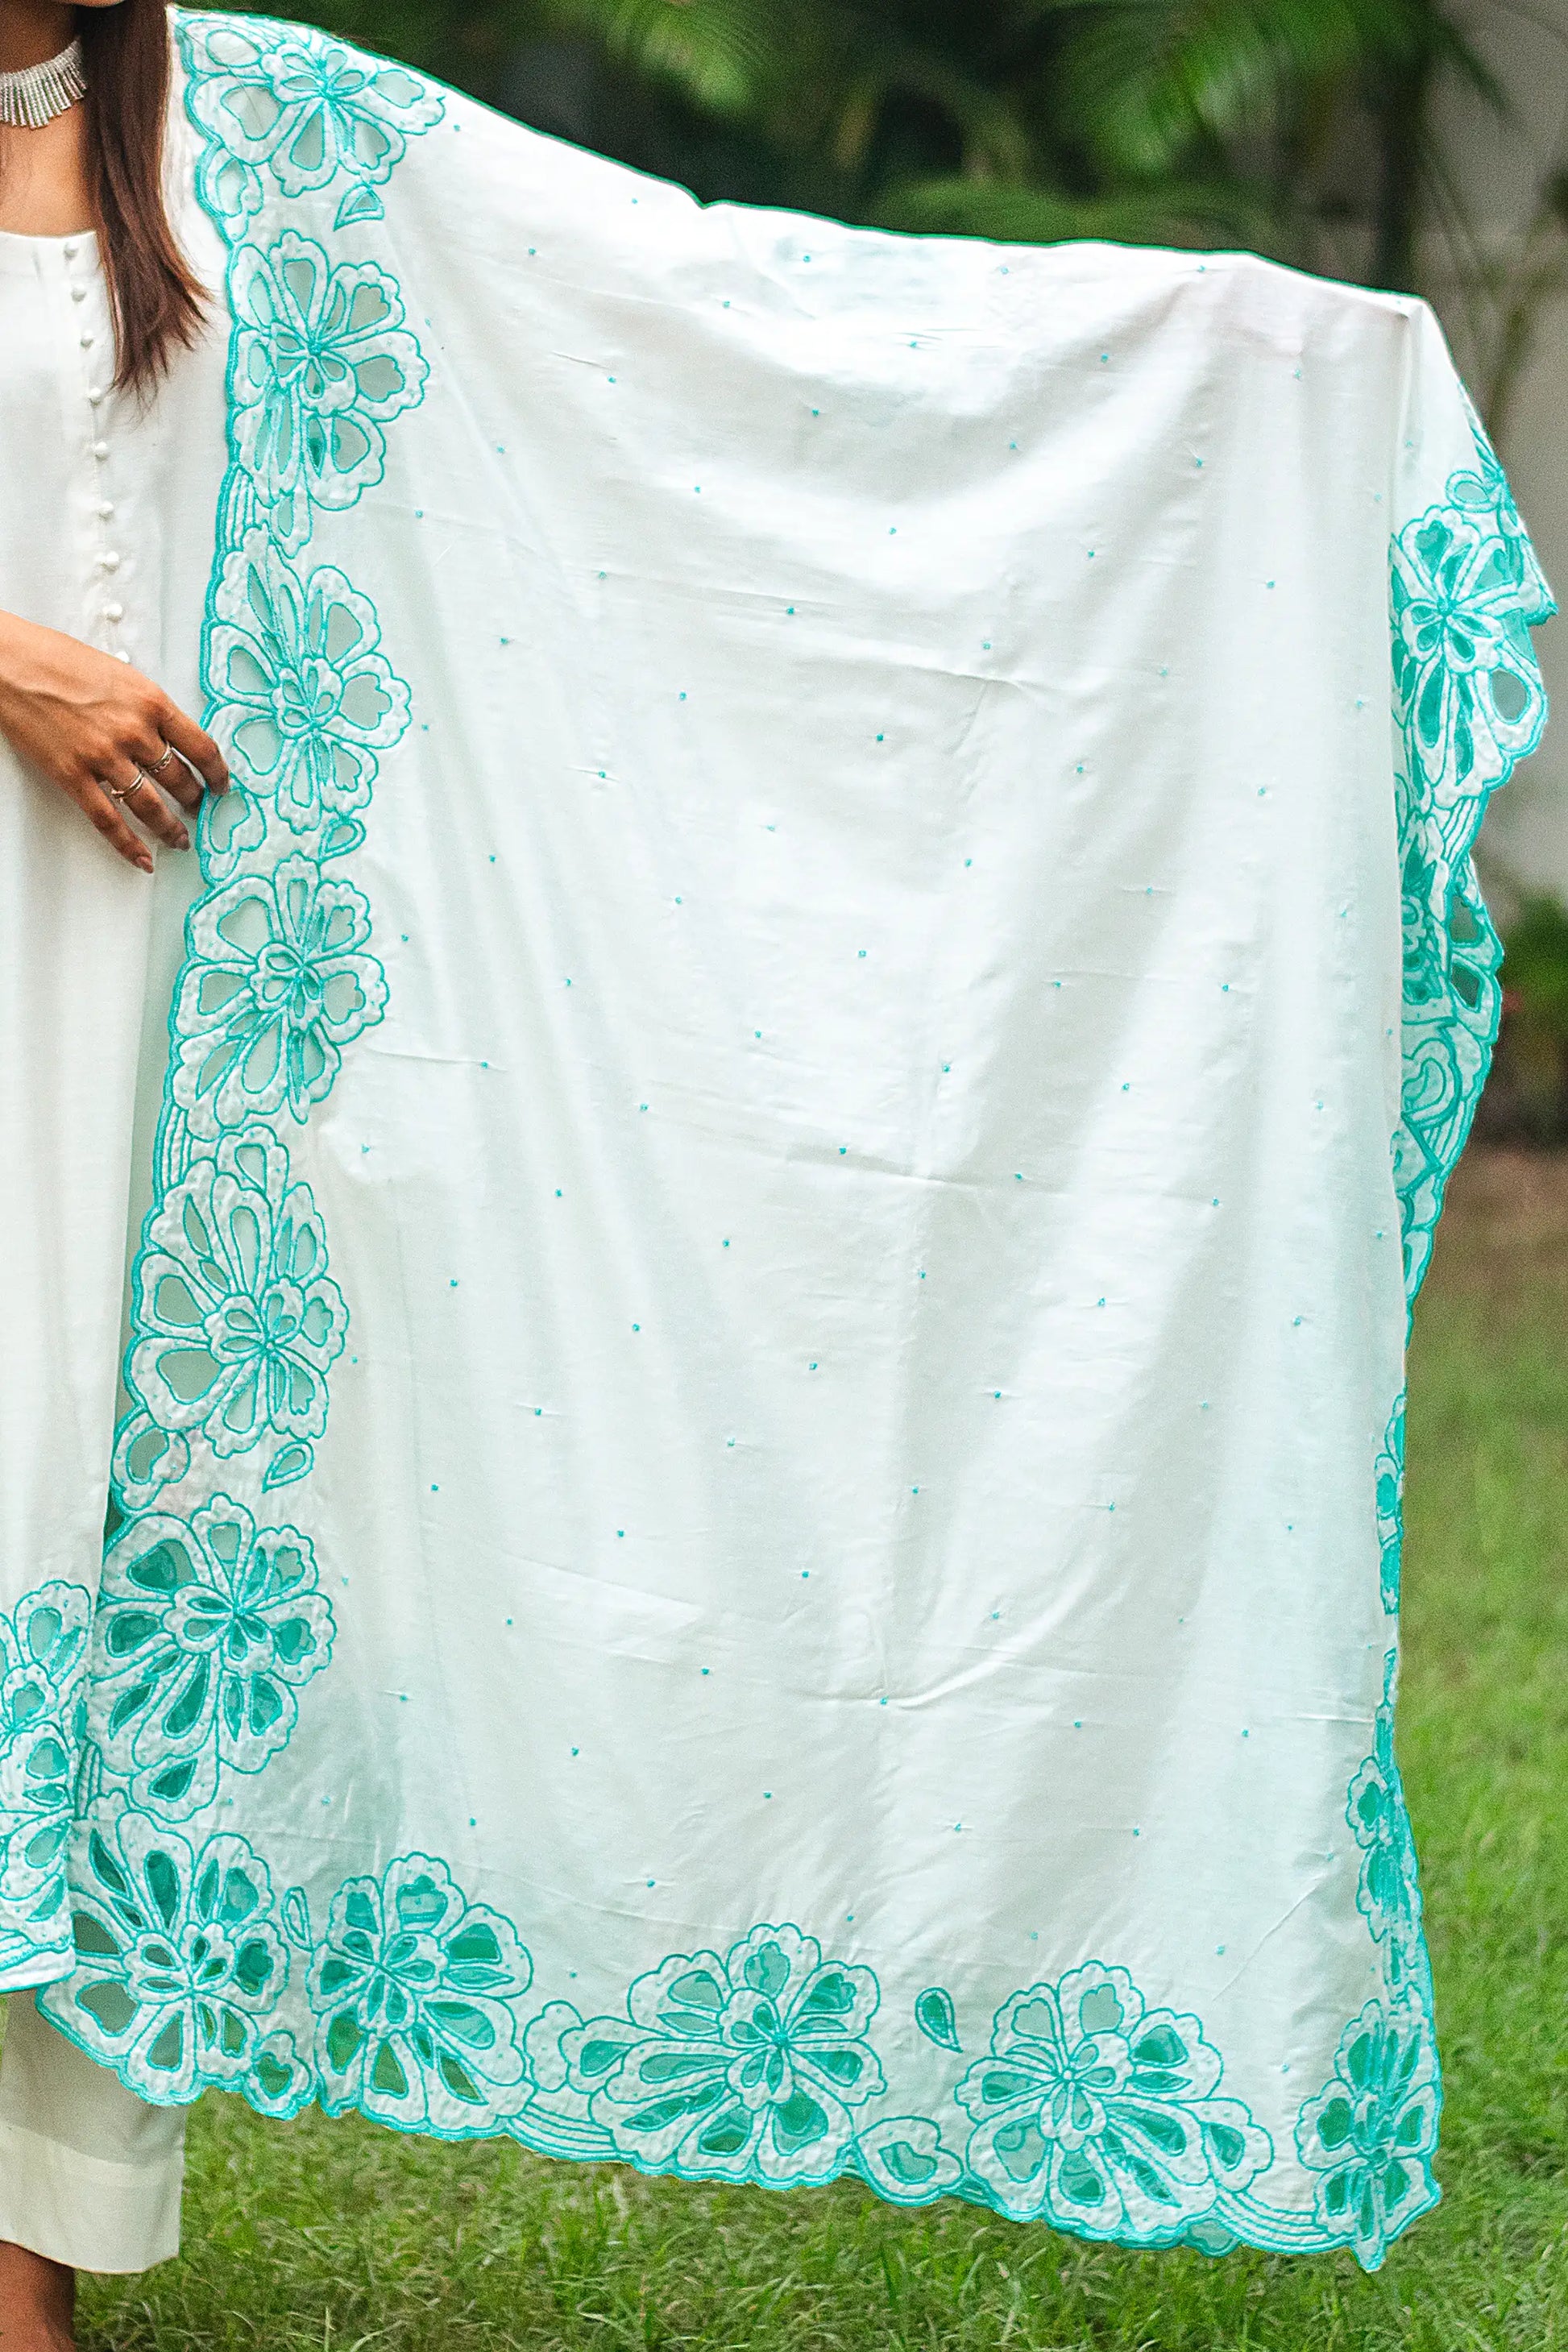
[{"x1": 64, "y1": 242, "x2": 125, "y2": 657}]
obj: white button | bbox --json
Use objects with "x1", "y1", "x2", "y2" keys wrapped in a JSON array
[
  {"x1": 63, "y1": 240, "x2": 77, "y2": 259},
  {"x1": 98, "y1": 551, "x2": 121, "y2": 572},
  {"x1": 70, "y1": 284, "x2": 86, "y2": 304},
  {"x1": 86, "y1": 387, "x2": 102, "y2": 405},
  {"x1": 103, "y1": 601, "x2": 123, "y2": 622},
  {"x1": 80, "y1": 331, "x2": 94, "y2": 348},
  {"x1": 97, "y1": 500, "x2": 114, "y2": 519},
  {"x1": 92, "y1": 441, "x2": 109, "y2": 459}
]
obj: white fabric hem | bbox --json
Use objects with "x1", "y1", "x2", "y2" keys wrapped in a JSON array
[{"x1": 0, "y1": 2111, "x2": 184, "y2": 2274}]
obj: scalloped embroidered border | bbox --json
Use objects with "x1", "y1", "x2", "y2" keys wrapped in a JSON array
[{"x1": 6, "y1": 23, "x2": 1553, "y2": 2271}]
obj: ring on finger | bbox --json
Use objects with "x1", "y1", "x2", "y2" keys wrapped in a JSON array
[
  {"x1": 105, "y1": 776, "x2": 143, "y2": 804},
  {"x1": 147, "y1": 742, "x2": 179, "y2": 778}
]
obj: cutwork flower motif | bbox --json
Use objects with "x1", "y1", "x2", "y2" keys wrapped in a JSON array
[
  {"x1": 1374, "y1": 1398, "x2": 1405, "y2": 1618},
  {"x1": 1295, "y1": 1998, "x2": 1440, "y2": 2269},
  {"x1": 183, "y1": 19, "x2": 443, "y2": 227},
  {"x1": 1346, "y1": 1652, "x2": 1430, "y2": 2010},
  {"x1": 233, "y1": 232, "x2": 427, "y2": 548},
  {"x1": 209, "y1": 533, "x2": 410, "y2": 835},
  {"x1": 91, "y1": 1498, "x2": 334, "y2": 1819},
  {"x1": 1399, "y1": 836, "x2": 1446, "y2": 1011},
  {"x1": 306, "y1": 1854, "x2": 533, "y2": 2132},
  {"x1": 956, "y1": 1964, "x2": 1271, "y2": 2238},
  {"x1": 0, "y1": 1585, "x2": 90, "y2": 1959},
  {"x1": 563, "y1": 1923, "x2": 883, "y2": 2185},
  {"x1": 1391, "y1": 490, "x2": 1549, "y2": 811},
  {"x1": 1388, "y1": 451, "x2": 1550, "y2": 1308},
  {"x1": 128, "y1": 1126, "x2": 347, "y2": 1459},
  {"x1": 173, "y1": 856, "x2": 387, "y2": 1137},
  {"x1": 40, "y1": 1811, "x2": 291, "y2": 2104}
]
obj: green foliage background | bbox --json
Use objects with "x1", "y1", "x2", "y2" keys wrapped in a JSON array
[{"x1": 226, "y1": 1, "x2": 1502, "y2": 285}]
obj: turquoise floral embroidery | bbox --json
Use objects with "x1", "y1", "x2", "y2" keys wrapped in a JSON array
[
  {"x1": 42, "y1": 1811, "x2": 291, "y2": 2104},
  {"x1": 173, "y1": 855, "x2": 387, "y2": 1136},
  {"x1": 110, "y1": 1417, "x2": 193, "y2": 1520},
  {"x1": 0, "y1": 1586, "x2": 90, "y2": 1964},
  {"x1": 509, "y1": 1999, "x2": 619, "y2": 2160},
  {"x1": 1347, "y1": 1652, "x2": 1430, "y2": 2006},
  {"x1": 92, "y1": 1498, "x2": 334, "y2": 1818},
  {"x1": 1399, "y1": 840, "x2": 1446, "y2": 1010},
  {"x1": 956, "y1": 1964, "x2": 1271, "y2": 2238},
  {"x1": 305, "y1": 1855, "x2": 533, "y2": 2133},
  {"x1": 233, "y1": 230, "x2": 427, "y2": 548},
  {"x1": 33, "y1": 12, "x2": 1519, "y2": 2269},
  {"x1": 127, "y1": 1126, "x2": 347, "y2": 1460},
  {"x1": 183, "y1": 17, "x2": 443, "y2": 230},
  {"x1": 853, "y1": 2114, "x2": 964, "y2": 2204},
  {"x1": 1295, "y1": 1998, "x2": 1440, "y2": 2268},
  {"x1": 1375, "y1": 1396, "x2": 1405, "y2": 1616},
  {"x1": 561, "y1": 1924, "x2": 884, "y2": 2184},
  {"x1": 1390, "y1": 475, "x2": 1548, "y2": 814},
  {"x1": 914, "y1": 1985, "x2": 962, "y2": 2051},
  {"x1": 1392, "y1": 442, "x2": 1553, "y2": 1303},
  {"x1": 209, "y1": 532, "x2": 411, "y2": 834}
]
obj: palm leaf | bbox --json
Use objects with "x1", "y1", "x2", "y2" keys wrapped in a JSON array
[
  {"x1": 1030, "y1": 0, "x2": 1502, "y2": 176},
  {"x1": 541, "y1": 0, "x2": 778, "y2": 116},
  {"x1": 872, "y1": 172, "x2": 1274, "y2": 249},
  {"x1": 543, "y1": 0, "x2": 1031, "y2": 175}
]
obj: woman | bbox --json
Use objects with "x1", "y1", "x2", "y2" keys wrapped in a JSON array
[
  {"x1": 0, "y1": 0, "x2": 1552, "y2": 2337},
  {"x1": 0, "y1": 2, "x2": 229, "y2": 2341}
]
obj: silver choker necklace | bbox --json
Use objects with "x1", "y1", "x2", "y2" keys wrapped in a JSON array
[{"x1": 0, "y1": 36, "x2": 86, "y2": 130}]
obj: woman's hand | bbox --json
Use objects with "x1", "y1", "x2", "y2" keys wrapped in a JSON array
[{"x1": 0, "y1": 608, "x2": 228, "y2": 873}]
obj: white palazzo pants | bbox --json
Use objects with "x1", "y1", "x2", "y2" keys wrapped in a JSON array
[{"x1": 0, "y1": 1997, "x2": 184, "y2": 2272}]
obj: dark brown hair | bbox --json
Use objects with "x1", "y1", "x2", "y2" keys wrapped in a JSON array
[{"x1": 79, "y1": 0, "x2": 205, "y2": 393}]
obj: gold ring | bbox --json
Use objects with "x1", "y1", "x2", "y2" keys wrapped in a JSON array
[
  {"x1": 106, "y1": 777, "x2": 140, "y2": 803},
  {"x1": 147, "y1": 742, "x2": 177, "y2": 776}
]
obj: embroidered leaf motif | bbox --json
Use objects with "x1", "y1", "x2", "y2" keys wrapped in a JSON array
[
  {"x1": 914, "y1": 1985, "x2": 961, "y2": 2051},
  {"x1": 334, "y1": 182, "x2": 384, "y2": 227},
  {"x1": 853, "y1": 2115, "x2": 963, "y2": 2202},
  {"x1": 280, "y1": 1885, "x2": 313, "y2": 1952},
  {"x1": 263, "y1": 1441, "x2": 316, "y2": 1492},
  {"x1": 110, "y1": 1412, "x2": 192, "y2": 1519}
]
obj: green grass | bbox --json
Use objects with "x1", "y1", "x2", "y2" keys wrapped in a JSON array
[{"x1": 78, "y1": 1151, "x2": 1568, "y2": 2352}]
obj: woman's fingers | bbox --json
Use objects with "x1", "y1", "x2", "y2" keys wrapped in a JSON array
[
  {"x1": 0, "y1": 611, "x2": 230, "y2": 864},
  {"x1": 136, "y1": 738, "x2": 205, "y2": 813},
  {"x1": 64, "y1": 769, "x2": 154, "y2": 873},
  {"x1": 104, "y1": 757, "x2": 192, "y2": 853},
  {"x1": 158, "y1": 699, "x2": 229, "y2": 795}
]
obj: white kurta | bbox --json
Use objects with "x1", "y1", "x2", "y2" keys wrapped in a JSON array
[
  {"x1": 0, "y1": 138, "x2": 226, "y2": 1980},
  {"x1": 1, "y1": 10, "x2": 1552, "y2": 2274}
]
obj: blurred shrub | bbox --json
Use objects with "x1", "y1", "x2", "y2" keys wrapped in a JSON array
[{"x1": 1480, "y1": 896, "x2": 1568, "y2": 1145}]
